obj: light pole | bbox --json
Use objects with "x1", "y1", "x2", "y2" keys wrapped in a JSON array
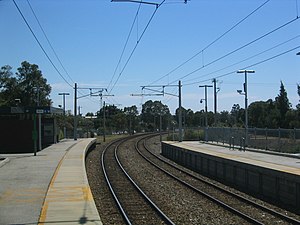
[
  {"x1": 237, "y1": 69, "x2": 255, "y2": 146},
  {"x1": 34, "y1": 86, "x2": 42, "y2": 154},
  {"x1": 199, "y1": 85, "x2": 212, "y2": 142},
  {"x1": 59, "y1": 92, "x2": 70, "y2": 139},
  {"x1": 199, "y1": 85, "x2": 212, "y2": 127},
  {"x1": 178, "y1": 81, "x2": 183, "y2": 142},
  {"x1": 199, "y1": 98, "x2": 206, "y2": 126}
]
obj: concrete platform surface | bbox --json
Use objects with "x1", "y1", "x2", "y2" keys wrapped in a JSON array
[
  {"x1": 0, "y1": 138, "x2": 102, "y2": 225},
  {"x1": 167, "y1": 141, "x2": 300, "y2": 175}
]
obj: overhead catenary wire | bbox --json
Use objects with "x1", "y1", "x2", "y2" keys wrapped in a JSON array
[
  {"x1": 296, "y1": 0, "x2": 299, "y2": 18},
  {"x1": 108, "y1": 0, "x2": 166, "y2": 94},
  {"x1": 184, "y1": 45, "x2": 300, "y2": 87},
  {"x1": 26, "y1": 0, "x2": 75, "y2": 85},
  {"x1": 16, "y1": 0, "x2": 97, "y2": 109},
  {"x1": 183, "y1": 34, "x2": 300, "y2": 84},
  {"x1": 146, "y1": 44, "x2": 300, "y2": 109},
  {"x1": 149, "y1": 0, "x2": 271, "y2": 85},
  {"x1": 12, "y1": 0, "x2": 73, "y2": 88},
  {"x1": 26, "y1": 0, "x2": 91, "y2": 100},
  {"x1": 107, "y1": 2, "x2": 142, "y2": 92},
  {"x1": 169, "y1": 16, "x2": 300, "y2": 85}
]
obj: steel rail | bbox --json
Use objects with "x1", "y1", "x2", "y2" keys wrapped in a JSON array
[
  {"x1": 135, "y1": 137, "x2": 264, "y2": 225},
  {"x1": 101, "y1": 137, "x2": 132, "y2": 224},
  {"x1": 142, "y1": 136, "x2": 300, "y2": 225},
  {"x1": 101, "y1": 133, "x2": 175, "y2": 225}
]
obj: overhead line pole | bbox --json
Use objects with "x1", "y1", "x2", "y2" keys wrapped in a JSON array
[
  {"x1": 212, "y1": 79, "x2": 217, "y2": 125},
  {"x1": 74, "y1": 83, "x2": 77, "y2": 140},
  {"x1": 178, "y1": 81, "x2": 183, "y2": 142},
  {"x1": 59, "y1": 92, "x2": 70, "y2": 139},
  {"x1": 90, "y1": 89, "x2": 114, "y2": 142},
  {"x1": 103, "y1": 101, "x2": 106, "y2": 142},
  {"x1": 212, "y1": 78, "x2": 220, "y2": 125},
  {"x1": 133, "y1": 81, "x2": 183, "y2": 142},
  {"x1": 74, "y1": 86, "x2": 108, "y2": 140}
]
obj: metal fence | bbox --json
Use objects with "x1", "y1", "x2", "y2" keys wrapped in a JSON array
[{"x1": 203, "y1": 127, "x2": 300, "y2": 153}]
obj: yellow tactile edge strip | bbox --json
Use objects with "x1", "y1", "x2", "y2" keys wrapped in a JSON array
[{"x1": 38, "y1": 141, "x2": 80, "y2": 225}]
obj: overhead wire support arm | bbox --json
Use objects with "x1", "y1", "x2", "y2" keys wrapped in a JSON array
[
  {"x1": 111, "y1": 0, "x2": 160, "y2": 7},
  {"x1": 134, "y1": 82, "x2": 183, "y2": 142},
  {"x1": 77, "y1": 87, "x2": 107, "y2": 99},
  {"x1": 142, "y1": 87, "x2": 165, "y2": 95},
  {"x1": 140, "y1": 84, "x2": 179, "y2": 97},
  {"x1": 131, "y1": 93, "x2": 164, "y2": 96}
]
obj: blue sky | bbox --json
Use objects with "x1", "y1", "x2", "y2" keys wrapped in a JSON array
[{"x1": 1, "y1": 0, "x2": 300, "y2": 115}]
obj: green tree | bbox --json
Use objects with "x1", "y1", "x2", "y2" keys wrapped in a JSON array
[
  {"x1": 16, "y1": 61, "x2": 51, "y2": 106},
  {"x1": 184, "y1": 109, "x2": 194, "y2": 127},
  {"x1": 230, "y1": 104, "x2": 244, "y2": 127},
  {"x1": 0, "y1": 62, "x2": 52, "y2": 107},
  {"x1": 218, "y1": 110, "x2": 230, "y2": 126},
  {"x1": 85, "y1": 112, "x2": 94, "y2": 117},
  {"x1": 112, "y1": 112, "x2": 127, "y2": 132},
  {"x1": 141, "y1": 100, "x2": 171, "y2": 131},
  {"x1": 275, "y1": 81, "x2": 291, "y2": 128},
  {"x1": 193, "y1": 110, "x2": 205, "y2": 126},
  {"x1": 124, "y1": 105, "x2": 139, "y2": 134},
  {"x1": 0, "y1": 65, "x2": 19, "y2": 106},
  {"x1": 248, "y1": 99, "x2": 279, "y2": 128}
]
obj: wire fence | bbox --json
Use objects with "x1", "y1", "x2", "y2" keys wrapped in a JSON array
[
  {"x1": 206, "y1": 127, "x2": 300, "y2": 153},
  {"x1": 167, "y1": 127, "x2": 300, "y2": 154}
]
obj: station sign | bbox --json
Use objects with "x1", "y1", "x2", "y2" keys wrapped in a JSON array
[
  {"x1": 0, "y1": 106, "x2": 61, "y2": 115},
  {"x1": 36, "y1": 109, "x2": 44, "y2": 114}
]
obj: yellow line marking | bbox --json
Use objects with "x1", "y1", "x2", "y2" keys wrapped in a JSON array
[
  {"x1": 83, "y1": 186, "x2": 93, "y2": 201},
  {"x1": 38, "y1": 201, "x2": 48, "y2": 225},
  {"x1": 38, "y1": 145, "x2": 71, "y2": 224},
  {"x1": 49, "y1": 154, "x2": 67, "y2": 189}
]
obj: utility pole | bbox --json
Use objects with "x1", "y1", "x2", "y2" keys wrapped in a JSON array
[
  {"x1": 212, "y1": 78, "x2": 220, "y2": 125},
  {"x1": 75, "y1": 86, "x2": 110, "y2": 141},
  {"x1": 90, "y1": 88, "x2": 113, "y2": 142},
  {"x1": 103, "y1": 101, "x2": 106, "y2": 142},
  {"x1": 74, "y1": 83, "x2": 77, "y2": 140},
  {"x1": 178, "y1": 80, "x2": 183, "y2": 142},
  {"x1": 37, "y1": 87, "x2": 42, "y2": 152},
  {"x1": 159, "y1": 111, "x2": 162, "y2": 142},
  {"x1": 59, "y1": 92, "x2": 70, "y2": 139}
]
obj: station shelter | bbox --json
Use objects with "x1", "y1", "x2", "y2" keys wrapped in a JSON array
[{"x1": 0, "y1": 106, "x2": 63, "y2": 153}]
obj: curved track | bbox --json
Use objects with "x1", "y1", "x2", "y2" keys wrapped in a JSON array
[
  {"x1": 101, "y1": 134, "x2": 175, "y2": 225},
  {"x1": 136, "y1": 135, "x2": 300, "y2": 225}
]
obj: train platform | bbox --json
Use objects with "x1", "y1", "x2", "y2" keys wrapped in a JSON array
[
  {"x1": 168, "y1": 141, "x2": 300, "y2": 175},
  {"x1": 162, "y1": 141, "x2": 300, "y2": 212},
  {"x1": 0, "y1": 138, "x2": 102, "y2": 225}
]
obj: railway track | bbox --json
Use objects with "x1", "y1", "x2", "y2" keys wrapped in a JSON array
[
  {"x1": 101, "y1": 134, "x2": 175, "y2": 225},
  {"x1": 137, "y1": 135, "x2": 300, "y2": 225},
  {"x1": 117, "y1": 134, "x2": 250, "y2": 224}
]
